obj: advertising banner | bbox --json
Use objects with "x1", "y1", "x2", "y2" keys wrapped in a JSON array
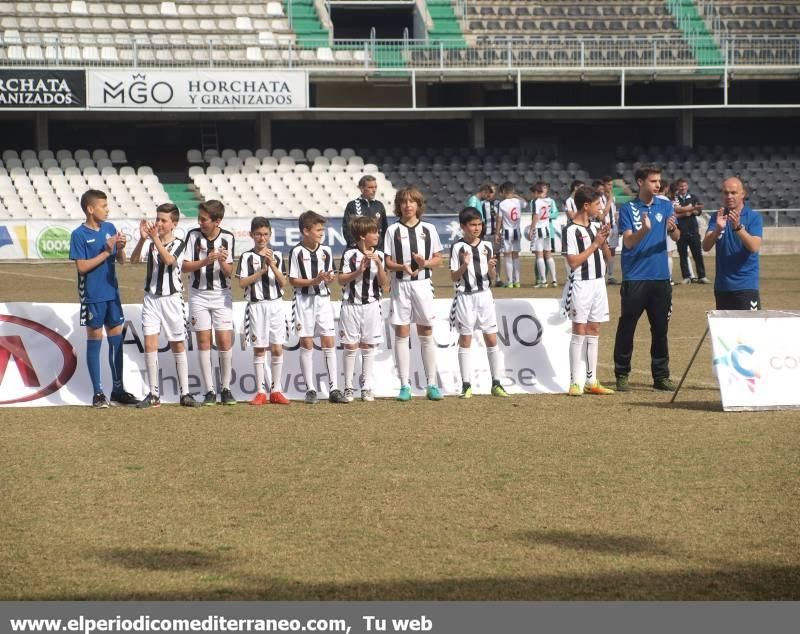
[
  {"x1": 87, "y1": 69, "x2": 307, "y2": 110},
  {"x1": 0, "y1": 299, "x2": 571, "y2": 407},
  {"x1": 0, "y1": 222, "x2": 29, "y2": 258},
  {"x1": 0, "y1": 68, "x2": 86, "y2": 108},
  {"x1": 708, "y1": 309, "x2": 800, "y2": 411}
]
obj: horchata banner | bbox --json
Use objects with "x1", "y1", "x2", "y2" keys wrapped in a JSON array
[
  {"x1": 0, "y1": 299, "x2": 571, "y2": 407},
  {"x1": 0, "y1": 68, "x2": 86, "y2": 109},
  {"x1": 86, "y1": 69, "x2": 307, "y2": 110},
  {"x1": 708, "y1": 309, "x2": 800, "y2": 411}
]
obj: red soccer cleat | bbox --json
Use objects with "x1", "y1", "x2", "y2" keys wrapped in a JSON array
[
  {"x1": 269, "y1": 391, "x2": 291, "y2": 405},
  {"x1": 249, "y1": 392, "x2": 269, "y2": 406}
]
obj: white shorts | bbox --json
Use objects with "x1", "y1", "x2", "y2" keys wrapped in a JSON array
[
  {"x1": 390, "y1": 279, "x2": 436, "y2": 326},
  {"x1": 607, "y1": 225, "x2": 620, "y2": 249},
  {"x1": 503, "y1": 238, "x2": 521, "y2": 253},
  {"x1": 189, "y1": 289, "x2": 234, "y2": 332},
  {"x1": 530, "y1": 225, "x2": 551, "y2": 253},
  {"x1": 244, "y1": 299, "x2": 287, "y2": 347},
  {"x1": 568, "y1": 277, "x2": 610, "y2": 324},
  {"x1": 292, "y1": 293, "x2": 335, "y2": 338},
  {"x1": 142, "y1": 293, "x2": 186, "y2": 341},
  {"x1": 453, "y1": 290, "x2": 498, "y2": 336},
  {"x1": 339, "y1": 301, "x2": 383, "y2": 345}
]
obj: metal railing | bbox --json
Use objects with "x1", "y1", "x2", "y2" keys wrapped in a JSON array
[{"x1": 1, "y1": 35, "x2": 799, "y2": 70}]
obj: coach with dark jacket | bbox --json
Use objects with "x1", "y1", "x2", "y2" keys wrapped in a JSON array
[
  {"x1": 342, "y1": 175, "x2": 388, "y2": 247},
  {"x1": 702, "y1": 177, "x2": 763, "y2": 310},
  {"x1": 613, "y1": 166, "x2": 680, "y2": 393},
  {"x1": 674, "y1": 178, "x2": 710, "y2": 284}
]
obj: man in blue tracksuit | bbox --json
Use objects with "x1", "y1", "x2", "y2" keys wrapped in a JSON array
[
  {"x1": 702, "y1": 177, "x2": 763, "y2": 310},
  {"x1": 613, "y1": 166, "x2": 681, "y2": 392}
]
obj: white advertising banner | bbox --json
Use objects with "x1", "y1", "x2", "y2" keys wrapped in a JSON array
[
  {"x1": 87, "y1": 69, "x2": 307, "y2": 110},
  {"x1": 0, "y1": 299, "x2": 571, "y2": 407},
  {"x1": 708, "y1": 310, "x2": 800, "y2": 411}
]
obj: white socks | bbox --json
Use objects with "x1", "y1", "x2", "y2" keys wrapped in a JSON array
[
  {"x1": 322, "y1": 347, "x2": 338, "y2": 391},
  {"x1": 458, "y1": 346, "x2": 472, "y2": 385},
  {"x1": 361, "y1": 347, "x2": 375, "y2": 390},
  {"x1": 394, "y1": 335, "x2": 410, "y2": 386},
  {"x1": 343, "y1": 347, "x2": 358, "y2": 390},
  {"x1": 512, "y1": 257, "x2": 520, "y2": 284},
  {"x1": 219, "y1": 349, "x2": 232, "y2": 391},
  {"x1": 145, "y1": 351, "x2": 159, "y2": 396},
  {"x1": 585, "y1": 335, "x2": 599, "y2": 385},
  {"x1": 199, "y1": 348, "x2": 213, "y2": 393},
  {"x1": 536, "y1": 257, "x2": 546, "y2": 282},
  {"x1": 270, "y1": 354, "x2": 283, "y2": 392},
  {"x1": 569, "y1": 334, "x2": 586, "y2": 386},
  {"x1": 487, "y1": 345, "x2": 502, "y2": 382},
  {"x1": 547, "y1": 256, "x2": 557, "y2": 284},
  {"x1": 253, "y1": 354, "x2": 266, "y2": 393},
  {"x1": 419, "y1": 335, "x2": 438, "y2": 386},
  {"x1": 300, "y1": 347, "x2": 314, "y2": 391},
  {"x1": 175, "y1": 350, "x2": 189, "y2": 396},
  {"x1": 505, "y1": 257, "x2": 514, "y2": 284},
  {"x1": 607, "y1": 257, "x2": 616, "y2": 280}
]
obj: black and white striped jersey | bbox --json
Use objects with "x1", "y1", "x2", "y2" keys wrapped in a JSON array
[
  {"x1": 483, "y1": 200, "x2": 498, "y2": 235},
  {"x1": 498, "y1": 199, "x2": 522, "y2": 238},
  {"x1": 600, "y1": 194, "x2": 617, "y2": 228},
  {"x1": 384, "y1": 220, "x2": 443, "y2": 282},
  {"x1": 185, "y1": 227, "x2": 235, "y2": 292},
  {"x1": 340, "y1": 247, "x2": 385, "y2": 305},
  {"x1": 236, "y1": 249, "x2": 284, "y2": 302},
  {"x1": 144, "y1": 237, "x2": 186, "y2": 296},
  {"x1": 565, "y1": 196, "x2": 577, "y2": 218},
  {"x1": 450, "y1": 239, "x2": 494, "y2": 294},
  {"x1": 566, "y1": 223, "x2": 606, "y2": 281},
  {"x1": 288, "y1": 242, "x2": 333, "y2": 296}
]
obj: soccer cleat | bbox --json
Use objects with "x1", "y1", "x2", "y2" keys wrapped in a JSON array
[
  {"x1": 568, "y1": 383, "x2": 583, "y2": 396},
  {"x1": 653, "y1": 377, "x2": 676, "y2": 392},
  {"x1": 459, "y1": 384, "x2": 473, "y2": 399},
  {"x1": 360, "y1": 389, "x2": 375, "y2": 402},
  {"x1": 607, "y1": 277, "x2": 620, "y2": 285},
  {"x1": 202, "y1": 391, "x2": 217, "y2": 406},
  {"x1": 491, "y1": 383, "x2": 509, "y2": 398},
  {"x1": 220, "y1": 388, "x2": 237, "y2": 405},
  {"x1": 92, "y1": 393, "x2": 110, "y2": 408},
  {"x1": 535, "y1": 282, "x2": 546, "y2": 288},
  {"x1": 426, "y1": 385, "x2": 443, "y2": 401},
  {"x1": 110, "y1": 390, "x2": 139, "y2": 406},
  {"x1": 180, "y1": 394, "x2": 201, "y2": 407},
  {"x1": 269, "y1": 392, "x2": 291, "y2": 405},
  {"x1": 329, "y1": 388, "x2": 349, "y2": 404},
  {"x1": 343, "y1": 387, "x2": 355, "y2": 403},
  {"x1": 249, "y1": 392, "x2": 269, "y2": 406},
  {"x1": 615, "y1": 375, "x2": 631, "y2": 392},
  {"x1": 396, "y1": 385, "x2": 412, "y2": 401},
  {"x1": 681, "y1": 278, "x2": 692, "y2": 285},
  {"x1": 304, "y1": 389, "x2": 318, "y2": 405},
  {"x1": 584, "y1": 382, "x2": 615, "y2": 395},
  {"x1": 505, "y1": 282, "x2": 515, "y2": 289},
  {"x1": 513, "y1": 282, "x2": 521, "y2": 288},
  {"x1": 698, "y1": 277, "x2": 711, "y2": 284},
  {"x1": 550, "y1": 281, "x2": 558, "y2": 288},
  {"x1": 136, "y1": 393, "x2": 161, "y2": 409},
  {"x1": 494, "y1": 279, "x2": 504, "y2": 288}
]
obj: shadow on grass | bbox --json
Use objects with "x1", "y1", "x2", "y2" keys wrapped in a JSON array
[
  {"x1": 512, "y1": 529, "x2": 672, "y2": 556},
  {"x1": 39, "y1": 563, "x2": 800, "y2": 600},
  {"x1": 639, "y1": 400, "x2": 723, "y2": 412},
  {"x1": 97, "y1": 548, "x2": 228, "y2": 572}
]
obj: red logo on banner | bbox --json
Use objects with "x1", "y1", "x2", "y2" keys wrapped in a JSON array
[{"x1": 0, "y1": 315, "x2": 77, "y2": 405}]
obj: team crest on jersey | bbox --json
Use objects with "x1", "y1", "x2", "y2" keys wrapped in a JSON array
[
  {"x1": 251, "y1": 334, "x2": 257, "y2": 343},
  {"x1": 296, "y1": 322, "x2": 303, "y2": 332},
  {"x1": 87, "y1": 312, "x2": 93, "y2": 321},
  {"x1": 655, "y1": 213, "x2": 663, "y2": 223},
  {"x1": 191, "y1": 316, "x2": 197, "y2": 326}
]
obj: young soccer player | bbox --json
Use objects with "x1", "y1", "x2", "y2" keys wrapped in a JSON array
[
  {"x1": 130, "y1": 204, "x2": 200, "y2": 408},
  {"x1": 337, "y1": 216, "x2": 388, "y2": 402},
  {"x1": 530, "y1": 182, "x2": 559, "y2": 288},
  {"x1": 288, "y1": 211, "x2": 348, "y2": 405},
  {"x1": 236, "y1": 217, "x2": 290, "y2": 406},
  {"x1": 496, "y1": 181, "x2": 522, "y2": 288},
  {"x1": 563, "y1": 186, "x2": 615, "y2": 396},
  {"x1": 563, "y1": 179, "x2": 584, "y2": 277},
  {"x1": 69, "y1": 189, "x2": 139, "y2": 408},
  {"x1": 183, "y1": 200, "x2": 237, "y2": 406},
  {"x1": 450, "y1": 207, "x2": 509, "y2": 399},
  {"x1": 384, "y1": 186, "x2": 444, "y2": 401}
]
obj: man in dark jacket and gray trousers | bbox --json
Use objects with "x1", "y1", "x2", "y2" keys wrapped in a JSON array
[{"x1": 342, "y1": 175, "x2": 388, "y2": 247}]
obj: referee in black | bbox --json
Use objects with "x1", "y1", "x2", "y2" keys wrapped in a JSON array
[
  {"x1": 342, "y1": 175, "x2": 388, "y2": 247},
  {"x1": 613, "y1": 166, "x2": 680, "y2": 392}
]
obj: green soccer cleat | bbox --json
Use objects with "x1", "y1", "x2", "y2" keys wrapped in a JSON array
[
  {"x1": 615, "y1": 375, "x2": 631, "y2": 392},
  {"x1": 568, "y1": 383, "x2": 583, "y2": 396},
  {"x1": 584, "y1": 382, "x2": 615, "y2": 395},
  {"x1": 653, "y1": 377, "x2": 676, "y2": 392},
  {"x1": 459, "y1": 384, "x2": 473, "y2": 399},
  {"x1": 202, "y1": 391, "x2": 217, "y2": 406},
  {"x1": 426, "y1": 385, "x2": 443, "y2": 401},
  {"x1": 491, "y1": 383, "x2": 509, "y2": 398},
  {"x1": 396, "y1": 385, "x2": 412, "y2": 401}
]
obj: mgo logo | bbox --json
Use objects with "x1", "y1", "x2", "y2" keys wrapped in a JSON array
[
  {"x1": 0, "y1": 315, "x2": 77, "y2": 405},
  {"x1": 101, "y1": 73, "x2": 174, "y2": 106}
]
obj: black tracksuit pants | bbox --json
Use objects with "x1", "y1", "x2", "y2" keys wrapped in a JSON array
[
  {"x1": 677, "y1": 231, "x2": 706, "y2": 280},
  {"x1": 613, "y1": 280, "x2": 672, "y2": 381}
]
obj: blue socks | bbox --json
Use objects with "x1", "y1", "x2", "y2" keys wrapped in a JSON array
[
  {"x1": 87, "y1": 338, "x2": 102, "y2": 395},
  {"x1": 107, "y1": 334, "x2": 124, "y2": 393}
]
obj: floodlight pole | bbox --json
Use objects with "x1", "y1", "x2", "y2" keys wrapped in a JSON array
[{"x1": 670, "y1": 325, "x2": 710, "y2": 403}]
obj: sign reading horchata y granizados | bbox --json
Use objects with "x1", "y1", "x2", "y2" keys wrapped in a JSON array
[
  {"x1": 0, "y1": 299, "x2": 571, "y2": 406},
  {"x1": 0, "y1": 69, "x2": 86, "y2": 108},
  {"x1": 87, "y1": 69, "x2": 307, "y2": 110},
  {"x1": 708, "y1": 310, "x2": 800, "y2": 411}
]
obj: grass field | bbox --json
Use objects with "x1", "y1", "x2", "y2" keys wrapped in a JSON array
[{"x1": 0, "y1": 255, "x2": 799, "y2": 600}]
